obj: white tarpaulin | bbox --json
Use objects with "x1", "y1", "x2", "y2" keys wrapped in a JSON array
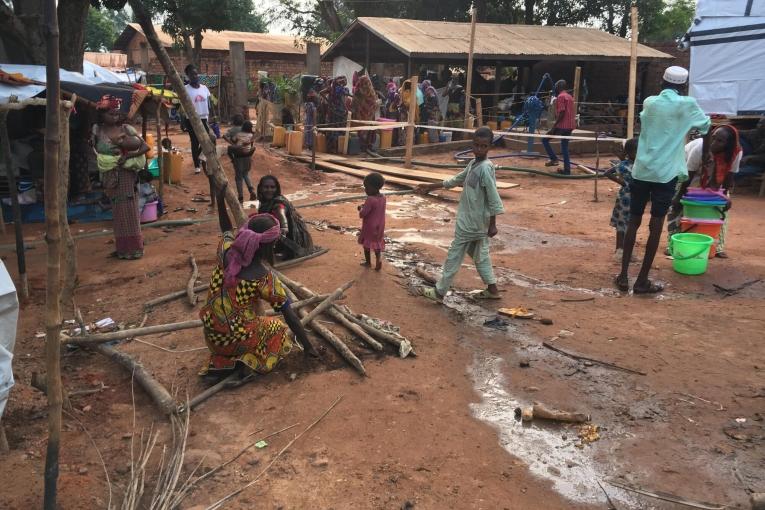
[
  {"x1": 696, "y1": 0, "x2": 765, "y2": 17},
  {"x1": 332, "y1": 56, "x2": 363, "y2": 91},
  {"x1": 0, "y1": 261, "x2": 19, "y2": 422},
  {"x1": 0, "y1": 62, "x2": 124, "y2": 104},
  {"x1": 688, "y1": 13, "x2": 765, "y2": 114}
]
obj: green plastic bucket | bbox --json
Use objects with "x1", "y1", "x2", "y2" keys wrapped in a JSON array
[
  {"x1": 680, "y1": 199, "x2": 725, "y2": 220},
  {"x1": 669, "y1": 233, "x2": 715, "y2": 275}
]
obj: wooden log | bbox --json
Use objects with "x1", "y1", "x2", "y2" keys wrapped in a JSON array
[
  {"x1": 187, "y1": 255, "x2": 199, "y2": 306},
  {"x1": 43, "y1": 0, "x2": 64, "y2": 503},
  {"x1": 187, "y1": 372, "x2": 240, "y2": 411},
  {"x1": 299, "y1": 280, "x2": 354, "y2": 326},
  {"x1": 297, "y1": 306, "x2": 366, "y2": 377},
  {"x1": 542, "y1": 342, "x2": 645, "y2": 375},
  {"x1": 127, "y1": 0, "x2": 246, "y2": 226},
  {"x1": 325, "y1": 307, "x2": 383, "y2": 351},
  {"x1": 93, "y1": 344, "x2": 177, "y2": 415},
  {"x1": 270, "y1": 248, "x2": 329, "y2": 269},
  {"x1": 58, "y1": 100, "x2": 77, "y2": 319},
  {"x1": 404, "y1": 75, "x2": 418, "y2": 168},
  {"x1": 337, "y1": 308, "x2": 414, "y2": 357},
  {"x1": 342, "y1": 111, "x2": 352, "y2": 155},
  {"x1": 464, "y1": 4, "x2": 477, "y2": 129},
  {"x1": 0, "y1": 111, "x2": 28, "y2": 299},
  {"x1": 573, "y1": 66, "x2": 582, "y2": 118},
  {"x1": 155, "y1": 93, "x2": 164, "y2": 199},
  {"x1": 476, "y1": 97, "x2": 483, "y2": 127},
  {"x1": 295, "y1": 191, "x2": 414, "y2": 210}
]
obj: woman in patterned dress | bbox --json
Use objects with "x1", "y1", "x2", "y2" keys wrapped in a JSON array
[{"x1": 198, "y1": 185, "x2": 320, "y2": 381}]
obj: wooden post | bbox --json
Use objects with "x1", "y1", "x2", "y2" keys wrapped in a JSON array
[
  {"x1": 43, "y1": 0, "x2": 63, "y2": 505},
  {"x1": 140, "y1": 42, "x2": 149, "y2": 72},
  {"x1": 573, "y1": 65, "x2": 582, "y2": 116},
  {"x1": 476, "y1": 97, "x2": 483, "y2": 127},
  {"x1": 364, "y1": 31, "x2": 370, "y2": 71},
  {"x1": 306, "y1": 42, "x2": 321, "y2": 76},
  {"x1": 494, "y1": 61, "x2": 503, "y2": 122},
  {"x1": 311, "y1": 127, "x2": 317, "y2": 171},
  {"x1": 0, "y1": 112, "x2": 28, "y2": 299},
  {"x1": 230, "y1": 41, "x2": 247, "y2": 121},
  {"x1": 155, "y1": 95, "x2": 164, "y2": 199},
  {"x1": 627, "y1": 5, "x2": 638, "y2": 139},
  {"x1": 342, "y1": 111, "x2": 351, "y2": 155},
  {"x1": 593, "y1": 134, "x2": 600, "y2": 202},
  {"x1": 129, "y1": 0, "x2": 246, "y2": 225},
  {"x1": 464, "y1": 3, "x2": 477, "y2": 129},
  {"x1": 404, "y1": 75, "x2": 418, "y2": 168},
  {"x1": 58, "y1": 100, "x2": 76, "y2": 320}
]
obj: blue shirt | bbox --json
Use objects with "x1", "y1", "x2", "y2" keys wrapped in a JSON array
[{"x1": 632, "y1": 89, "x2": 711, "y2": 184}]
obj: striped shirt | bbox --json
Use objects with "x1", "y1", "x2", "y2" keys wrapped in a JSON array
[{"x1": 555, "y1": 91, "x2": 576, "y2": 130}]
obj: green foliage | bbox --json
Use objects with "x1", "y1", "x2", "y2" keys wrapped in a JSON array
[
  {"x1": 640, "y1": 0, "x2": 695, "y2": 42},
  {"x1": 84, "y1": 5, "x2": 130, "y2": 51},
  {"x1": 273, "y1": 75, "x2": 300, "y2": 104}
]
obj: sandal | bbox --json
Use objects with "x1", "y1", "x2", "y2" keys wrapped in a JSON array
[
  {"x1": 471, "y1": 289, "x2": 502, "y2": 300},
  {"x1": 715, "y1": 252, "x2": 729, "y2": 259},
  {"x1": 633, "y1": 280, "x2": 664, "y2": 294},
  {"x1": 419, "y1": 286, "x2": 444, "y2": 303},
  {"x1": 614, "y1": 275, "x2": 629, "y2": 292}
]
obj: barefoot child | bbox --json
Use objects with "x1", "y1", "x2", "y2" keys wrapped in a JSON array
[
  {"x1": 606, "y1": 137, "x2": 638, "y2": 261},
  {"x1": 415, "y1": 126, "x2": 505, "y2": 302},
  {"x1": 358, "y1": 172, "x2": 386, "y2": 271}
]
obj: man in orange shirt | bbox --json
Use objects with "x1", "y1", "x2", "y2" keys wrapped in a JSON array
[{"x1": 542, "y1": 79, "x2": 576, "y2": 175}]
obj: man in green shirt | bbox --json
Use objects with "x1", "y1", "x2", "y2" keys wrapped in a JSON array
[
  {"x1": 616, "y1": 66, "x2": 711, "y2": 294},
  {"x1": 416, "y1": 127, "x2": 505, "y2": 302}
]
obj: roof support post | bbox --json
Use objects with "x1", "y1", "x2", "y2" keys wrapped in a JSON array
[{"x1": 627, "y1": 4, "x2": 638, "y2": 139}]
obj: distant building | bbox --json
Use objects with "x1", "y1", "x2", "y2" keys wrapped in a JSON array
[{"x1": 112, "y1": 24, "x2": 331, "y2": 78}]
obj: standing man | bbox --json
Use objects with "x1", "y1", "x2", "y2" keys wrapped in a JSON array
[
  {"x1": 184, "y1": 64, "x2": 212, "y2": 175},
  {"x1": 616, "y1": 66, "x2": 710, "y2": 294},
  {"x1": 542, "y1": 79, "x2": 576, "y2": 175}
]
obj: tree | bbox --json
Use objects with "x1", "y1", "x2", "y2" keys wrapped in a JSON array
[
  {"x1": 228, "y1": 7, "x2": 267, "y2": 33},
  {"x1": 146, "y1": 0, "x2": 264, "y2": 68},
  {"x1": 85, "y1": 6, "x2": 131, "y2": 51},
  {"x1": 640, "y1": 0, "x2": 695, "y2": 42}
]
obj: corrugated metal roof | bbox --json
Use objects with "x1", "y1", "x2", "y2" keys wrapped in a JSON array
[
  {"x1": 323, "y1": 17, "x2": 672, "y2": 61},
  {"x1": 124, "y1": 23, "x2": 321, "y2": 55}
]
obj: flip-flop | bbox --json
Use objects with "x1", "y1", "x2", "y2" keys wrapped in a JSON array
[
  {"x1": 498, "y1": 307, "x2": 534, "y2": 319},
  {"x1": 632, "y1": 280, "x2": 664, "y2": 294},
  {"x1": 614, "y1": 275, "x2": 629, "y2": 292},
  {"x1": 715, "y1": 252, "x2": 729, "y2": 259},
  {"x1": 471, "y1": 289, "x2": 502, "y2": 300},
  {"x1": 419, "y1": 286, "x2": 444, "y2": 303}
]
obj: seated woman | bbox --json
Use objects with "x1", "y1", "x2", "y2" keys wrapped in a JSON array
[
  {"x1": 198, "y1": 184, "x2": 320, "y2": 383},
  {"x1": 256, "y1": 175, "x2": 315, "y2": 260}
]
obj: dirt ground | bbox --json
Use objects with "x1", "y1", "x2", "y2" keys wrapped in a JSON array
[{"x1": 0, "y1": 126, "x2": 763, "y2": 510}]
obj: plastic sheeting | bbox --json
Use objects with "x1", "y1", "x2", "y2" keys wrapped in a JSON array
[
  {"x1": 0, "y1": 261, "x2": 19, "y2": 423},
  {"x1": 332, "y1": 56, "x2": 363, "y2": 91},
  {"x1": 689, "y1": 15, "x2": 765, "y2": 114},
  {"x1": 696, "y1": 0, "x2": 765, "y2": 17},
  {"x1": 0, "y1": 62, "x2": 124, "y2": 104}
]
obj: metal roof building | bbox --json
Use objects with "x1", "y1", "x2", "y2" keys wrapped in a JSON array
[{"x1": 322, "y1": 17, "x2": 672, "y2": 67}]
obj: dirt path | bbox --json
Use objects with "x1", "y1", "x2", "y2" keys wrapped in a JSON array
[{"x1": 0, "y1": 130, "x2": 763, "y2": 509}]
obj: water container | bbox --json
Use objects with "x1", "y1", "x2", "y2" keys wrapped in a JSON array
[
  {"x1": 669, "y1": 233, "x2": 714, "y2": 275},
  {"x1": 140, "y1": 201, "x2": 158, "y2": 223},
  {"x1": 162, "y1": 151, "x2": 183, "y2": 184},
  {"x1": 442, "y1": 131, "x2": 453, "y2": 143},
  {"x1": 379, "y1": 130, "x2": 393, "y2": 149},
  {"x1": 145, "y1": 133, "x2": 155, "y2": 159},
  {"x1": 272, "y1": 126, "x2": 286, "y2": 147},
  {"x1": 418, "y1": 132, "x2": 429, "y2": 145},
  {"x1": 487, "y1": 121, "x2": 498, "y2": 131},
  {"x1": 315, "y1": 133, "x2": 327, "y2": 153},
  {"x1": 288, "y1": 130, "x2": 304, "y2": 155},
  {"x1": 679, "y1": 218, "x2": 724, "y2": 259}
]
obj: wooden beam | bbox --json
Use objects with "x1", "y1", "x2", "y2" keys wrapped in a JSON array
[
  {"x1": 229, "y1": 41, "x2": 248, "y2": 121},
  {"x1": 627, "y1": 5, "x2": 638, "y2": 139},
  {"x1": 573, "y1": 65, "x2": 582, "y2": 118},
  {"x1": 404, "y1": 75, "x2": 418, "y2": 168},
  {"x1": 464, "y1": 4, "x2": 478, "y2": 129}
]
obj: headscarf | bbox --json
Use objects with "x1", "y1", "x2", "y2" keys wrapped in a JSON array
[
  {"x1": 353, "y1": 75, "x2": 377, "y2": 121},
  {"x1": 223, "y1": 213, "x2": 281, "y2": 288},
  {"x1": 704, "y1": 125, "x2": 742, "y2": 189},
  {"x1": 96, "y1": 94, "x2": 122, "y2": 111},
  {"x1": 420, "y1": 80, "x2": 431, "y2": 92}
]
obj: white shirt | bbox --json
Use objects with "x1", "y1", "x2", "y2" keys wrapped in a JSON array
[
  {"x1": 184, "y1": 83, "x2": 211, "y2": 119},
  {"x1": 684, "y1": 137, "x2": 741, "y2": 185}
]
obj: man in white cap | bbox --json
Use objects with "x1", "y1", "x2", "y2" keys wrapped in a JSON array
[{"x1": 615, "y1": 65, "x2": 710, "y2": 294}]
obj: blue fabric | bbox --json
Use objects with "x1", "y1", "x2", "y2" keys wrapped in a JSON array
[{"x1": 632, "y1": 89, "x2": 711, "y2": 184}]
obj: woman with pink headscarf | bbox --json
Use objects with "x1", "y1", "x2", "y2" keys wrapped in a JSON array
[{"x1": 198, "y1": 185, "x2": 320, "y2": 382}]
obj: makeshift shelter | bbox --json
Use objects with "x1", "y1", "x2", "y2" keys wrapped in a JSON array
[{"x1": 685, "y1": 0, "x2": 765, "y2": 115}]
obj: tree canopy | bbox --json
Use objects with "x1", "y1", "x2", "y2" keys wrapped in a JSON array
[{"x1": 84, "y1": 6, "x2": 131, "y2": 52}]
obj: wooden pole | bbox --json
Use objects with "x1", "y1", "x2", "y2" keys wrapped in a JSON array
[
  {"x1": 43, "y1": 0, "x2": 63, "y2": 504},
  {"x1": 494, "y1": 61, "x2": 502, "y2": 121},
  {"x1": 593, "y1": 133, "x2": 600, "y2": 202},
  {"x1": 573, "y1": 66, "x2": 582, "y2": 116},
  {"x1": 155, "y1": 96, "x2": 164, "y2": 199},
  {"x1": 342, "y1": 111, "x2": 351, "y2": 155},
  {"x1": 128, "y1": 0, "x2": 247, "y2": 226},
  {"x1": 230, "y1": 41, "x2": 248, "y2": 121},
  {"x1": 404, "y1": 75, "x2": 418, "y2": 168},
  {"x1": 627, "y1": 5, "x2": 638, "y2": 139},
  {"x1": 0, "y1": 112, "x2": 28, "y2": 299},
  {"x1": 476, "y1": 97, "x2": 483, "y2": 127},
  {"x1": 58, "y1": 100, "x2": 76, "y2": 320},
  {"x1": 464, "y1": 3, "x2": 478, "y2": 129},
  {"x1": 311, "y1": 127, "x2": 317, "y2": 171}
]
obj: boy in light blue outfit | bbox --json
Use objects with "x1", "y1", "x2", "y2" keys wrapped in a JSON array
[{"x1": 417, "y1": 127, "x2": 505, "y2": 302}]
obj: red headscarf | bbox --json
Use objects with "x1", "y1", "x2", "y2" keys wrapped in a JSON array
[
  {"x1": 96, "y1": 94, "x2": 122, "y2": 111},
  {"x1": 703, "y1": 125, "x2": 742, "y2": 188},
  {"x1": 223, "y1": 213, "x2": 281, "y2": 288}
]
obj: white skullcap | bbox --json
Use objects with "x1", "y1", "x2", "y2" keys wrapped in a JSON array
[{"x1": 663, "y1": 66, "x2": 689, "y2": 85}]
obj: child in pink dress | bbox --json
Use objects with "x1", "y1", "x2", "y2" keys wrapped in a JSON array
[{"x1": 358, "y1": 172, "x2": 386, "y2": 271}]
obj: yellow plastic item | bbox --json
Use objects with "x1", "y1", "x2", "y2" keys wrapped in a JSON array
[
  {"x1": 497, "y1": 307, "x2": 534, "y2": 319},
  {"x1": 487, "y1": 121, "x2": 498, "y2": 130},
  {"x1": 162, "y1": 151, "x2": 183, "y2": 184},
  {"x1": 272, "y1": 126, "x2": 286, "y2": 147},
  {"x1": 288, "y1": 130, "x2": 304, "y2": 155},
  {"x1": 500, "y1": 120, "x2": 512, "y2": 130},
  {"x1": 379, "y1": 129, "x2": 393, "y2": 149},
  {"x1": 145, "y1": 133, "x2": 155, "y2": 159},
  {"x1": 418, "y1": 132, "x2": 429, "y2": 145},
  {"x1": 338, "y1": 135, "x2": 347, "y2": 154},
  {"x1": 315, "y1": 133, "x2": 327, "y2": 153}
]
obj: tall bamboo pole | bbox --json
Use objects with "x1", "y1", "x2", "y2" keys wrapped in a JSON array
[
  {"x1": 404, "y1": 76, "x2": 418, "y2": 168},
  {"x1": 127, "y1": 0, "x2": 246, "y2": 226},
  {"x1": 156, "y1": 96, "x2": 164, "y2": 199},
  {"x1": 572, "y1": 66, "x2": 582, "y2": 117},
  {"x1": 43, "y1": 0, "x2": 63, "y2": 505},
  {"x1": 464, "y1": 3, "x2": 477, "y2": 129},
  {"x1": 627, "y1": 5, "x2": 639, "y2": 139}
]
